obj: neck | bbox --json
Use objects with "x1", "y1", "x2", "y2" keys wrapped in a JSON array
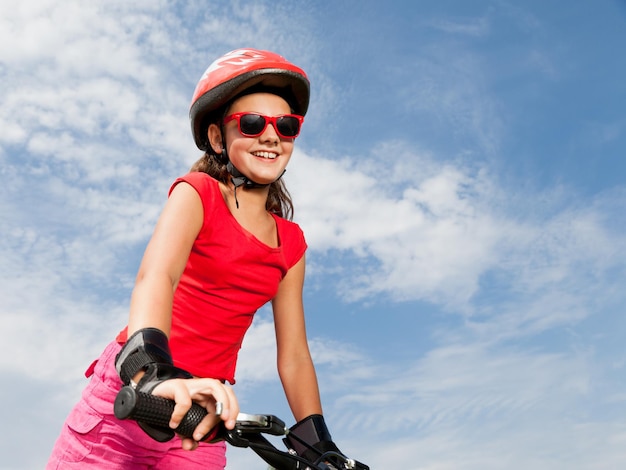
[{"x1": 225, "y1": 179, "x2": 270, "y2": 213}]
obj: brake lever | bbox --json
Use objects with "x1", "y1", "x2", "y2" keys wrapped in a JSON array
[
  {"x1": 235, "y1": 413, "x2": 287, "y2": 436},
  {"x1": 222, "y1": 413, "x2": 288, "y2": 448}
]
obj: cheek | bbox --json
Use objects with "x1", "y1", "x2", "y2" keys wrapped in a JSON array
[
  {"x1": 225, "y1": 136, "x2": 250, "y2": 158},
  {"x1": 282, "y1": 147, "x2": 294, "y2": 164}
]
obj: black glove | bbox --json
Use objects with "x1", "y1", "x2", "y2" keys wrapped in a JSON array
[
  {"x1": 115, "y1": 328, "x2": 192, "y2": 442},
  {"x1": 283, "y1": 414, "x2": 344, "y2": 464}
]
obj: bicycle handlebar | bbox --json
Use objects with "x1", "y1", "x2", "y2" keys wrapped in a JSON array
[{"x1": 114, "y1": 386, "x2": 369, "y2": 470}]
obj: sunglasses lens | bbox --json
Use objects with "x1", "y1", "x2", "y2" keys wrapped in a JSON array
[
  {"x1": 239, "y1": 114, "x2": 266, "y2": 136},
  {"x1": 276, "y1": 116, "x2": 300, "y2": 137}
]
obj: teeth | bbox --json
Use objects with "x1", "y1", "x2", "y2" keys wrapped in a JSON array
[{"x1": 252, "y1": 151, "x2": 277, "y2": 159}]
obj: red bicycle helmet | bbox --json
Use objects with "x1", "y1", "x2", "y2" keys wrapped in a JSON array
[{"x1": 190, "y1": 48, "x2": 310, "y2": 151}]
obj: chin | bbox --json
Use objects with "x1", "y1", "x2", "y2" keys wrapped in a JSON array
[
  {"x1": 254, "y1": 176, "x2": 281, "y2": 186},
  {"x1": 250, "y1": 169, "x2": 286, "y2": 185}
]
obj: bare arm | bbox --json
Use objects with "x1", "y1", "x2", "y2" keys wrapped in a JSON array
[
  {"x1": 272, "y1": 254, "x2": 323, "y2": 421},
  {"x1": 127, "y1": 182, "x2": 203, "y2": 336}
]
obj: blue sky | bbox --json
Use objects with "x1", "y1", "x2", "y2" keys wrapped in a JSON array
[{"x1": 1, "y1": 1, "x2": 625, "y2": 468}]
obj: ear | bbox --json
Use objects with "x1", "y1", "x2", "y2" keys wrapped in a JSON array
[{"x1": 207, "y1": 123, "x2": 223, "y2": 154}]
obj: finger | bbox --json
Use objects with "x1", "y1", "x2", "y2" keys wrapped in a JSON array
[
  {"x1": 186, "y1": 379, "x2": 231, "y2": 414},
  {"x1": 153, "y1": 380, "x2": 192, "y2": 429},
  {"x1": 221, "y1": 385, "x2": 239, "y2": 429},
  {"x1": 169, "y1": 383, "x2": 194, "y2": 429},
  {"x1": 181, "y1": 437, "x2": 198, "y2": 451},
  {"x1": 180, "y1": 378, "x2": 240, "y2": 432},
  {"x1": 199, "y1": 382, "x2": 239, "y2": 429},
  {"x1": 182, "y1": 379, "x2": 231, "y2": 439},
  {"x1": 187, "y1": 378, "x2": 226, "y2": 397},
  {"x1": 193, "y1": 411, "x2": 221, "y2": 442}
]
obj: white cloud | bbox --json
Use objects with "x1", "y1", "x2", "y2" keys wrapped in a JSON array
[
  {"x1": 332, "y1": 342, "x2": 589, "y2": 429},
  {"x1": 305, "y1": 335, "x2": 626, "y2": 470},
  {"x1": 287, "y1": 140, "x2": 626, "y2": 325}
]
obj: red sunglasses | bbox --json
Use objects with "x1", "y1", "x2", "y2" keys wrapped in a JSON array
[{"x1": 223, "y1": 112, "x2": 304, "y2": 139}]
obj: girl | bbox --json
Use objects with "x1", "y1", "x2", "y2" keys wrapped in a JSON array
[{"x1": 47, "y1": 48, "x2": 344, "y2": 469}]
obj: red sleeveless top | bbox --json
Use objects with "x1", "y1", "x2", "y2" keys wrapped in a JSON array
[{"x1": 117, "y1": 172, "x2": 307, "y2": 383}]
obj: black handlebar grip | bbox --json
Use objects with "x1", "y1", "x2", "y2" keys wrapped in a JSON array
[{"x1": 114, "y1": 385, "x2": 208, "y2": 439}]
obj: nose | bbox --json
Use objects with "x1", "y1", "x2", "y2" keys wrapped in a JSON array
[{"x1": 259, "y1": 122, "x2": 280, "y2": 143}]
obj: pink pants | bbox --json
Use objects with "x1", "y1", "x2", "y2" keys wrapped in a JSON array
[{"x1": 46, "y1": 341, "x2": 227, "y2": 469}]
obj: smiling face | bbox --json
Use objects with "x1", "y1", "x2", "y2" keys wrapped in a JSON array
[{"x1": 211, "y1": 92, "x2": 296, "y2": 186}]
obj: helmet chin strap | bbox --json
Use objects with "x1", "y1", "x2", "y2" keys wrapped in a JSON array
[
  {"x1": 226, "y1": 161, "x2": 266, "y2": 189},
  {"x1": 222, "y1": 148, "x2": 285, "y2": 209}
]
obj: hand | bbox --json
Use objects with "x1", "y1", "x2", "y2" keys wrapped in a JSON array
[{"x1": 152, "y1": 377, "x2": 239, "y2": 450}]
